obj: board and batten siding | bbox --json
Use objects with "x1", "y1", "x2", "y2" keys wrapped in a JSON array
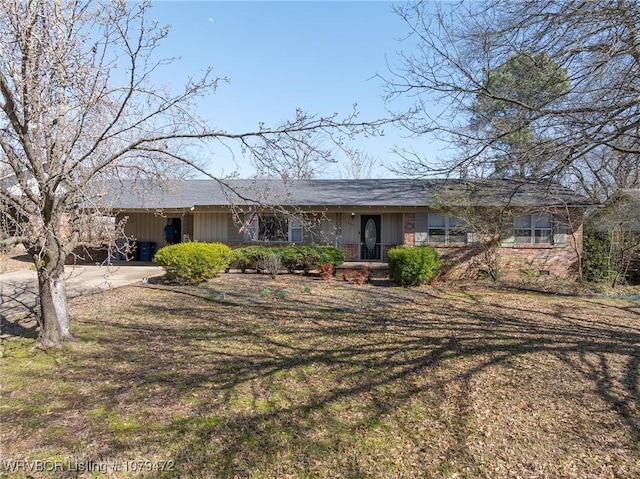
[
  {"x1": 117, "y1": 212, "x2": 167, "y2": 245},
  {"x1": 316, "y1": 213, "x2": 339, "y2": 244},
  {"x1": 317, "y1": 213, "x2": 403, "y2": 246},
  {"x1": 193, "y1": 212, "x2": 229, "y2": 243},
  {"x1": 382, "y1": 213, "x2": 404, "y2": 245},
  {"x1": 341, "y1": 214, "x2": 359, "y2": 245}
]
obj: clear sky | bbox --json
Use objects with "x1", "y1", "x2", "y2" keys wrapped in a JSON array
[{"x1": 147, "y1": 1, "x2": 444, "y2": 178}]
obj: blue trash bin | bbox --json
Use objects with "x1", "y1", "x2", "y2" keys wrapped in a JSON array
[{"x1": 138, "y1": 242, "x2": 156, "y2": 262}]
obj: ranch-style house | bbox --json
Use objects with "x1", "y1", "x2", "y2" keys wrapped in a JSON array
[{"x1": 106, "y1": 178, "x2": 596, "y2": 279}]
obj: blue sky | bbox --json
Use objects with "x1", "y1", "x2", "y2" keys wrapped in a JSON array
[{"x1": 148, "y1": 1, "x2": 444, "y2": 177}]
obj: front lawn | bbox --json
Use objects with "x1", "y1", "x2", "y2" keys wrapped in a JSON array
[{"x1": 1, "y1": 275, "x2": 639, "y2": 478}]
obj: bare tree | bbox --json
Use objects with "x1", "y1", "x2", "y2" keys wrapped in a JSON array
[
  {"x1": 338, "y1": 150, "x2": 381, "y2": 179},
  {"x1": 385, "y1": 0, "x2": 640, "y2": 195},
  {"x1": 250, "y1": 118, "x2": 335, "y2": 180},
  {"x1": 570, "y1": 143, "x2": 640, "y2": 202},
  {"x1": 0, "y1": 0, "x2": 384, "y2": 348}
]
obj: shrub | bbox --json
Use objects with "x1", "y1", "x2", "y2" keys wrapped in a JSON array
[
  {"x1": 278, "y1": 245, "x2": 308, "y2": 273},
  {"x1": 315, "y1": 245, "x2": 345, "y2": 268},
  {"x1": 319, "y1": 263, "x2": 334, "y2": 280},
  {"x1": 257, "y1": 253, "x2": 283, "y2": 279},
  {"x1": 231, "y1": 245, "x2": 345, "y2": 275},
  {"x1": 581, "y1": 230, "x2": 612, "y2": 283},
  {"x1": 356, "y1": 266, "x2": 372, "y2": 285},
  {"x1": 260, "y1": 288, "x2": 272, "y2": 298},
  {"x1": 388, "y1": 246, "x2": 440, "y2": 287},
  {"x1": 517, "y1": 258, "x2": 539, "y2": 281},
  {"x1": 155, "y1": 242, "x2": 232, "y2": 284},
  {"x1": 343, "y1": 267, "x2": 372, "y2": 285},
  {"x1": 279, "y1": 245, "x2": 321, "y2": 274},
  {"x1": 230, "y1": 245, "x2": 269, "y2": 272}
]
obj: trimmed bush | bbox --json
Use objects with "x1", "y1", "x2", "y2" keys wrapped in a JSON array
[
  {"x1": 230, "y1": 245, "x2": 345, "y2": 275},
  {"x1": 388, "y1": 246, "x2": 440, "y2": 287},
  {"x1": 278, "y1": 245, "x2": 309, "y2": 273},
  {"x1": 230, "y1": 245, "x2": 269, "y2": 272},
  {"x1": 155, "y1": 242, "x2": 232, "y2": 284},
  {"x1": 315, "y1": 245, "x2": 345, "y2": 268}
]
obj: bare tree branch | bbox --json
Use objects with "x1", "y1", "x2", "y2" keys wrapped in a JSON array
[
  {"x1": 0, "y1": 0, "x2": 388, "y2": 348},
  {"x1": 384, "y1": 0, "x2": 640, "y2": 197}
]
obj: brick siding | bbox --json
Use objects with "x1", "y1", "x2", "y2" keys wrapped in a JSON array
[
  {"x1": 341, "y1": 244, "x2": 359, "y2": 262},
  {"x1": 404, "y1": 213, "x2": 415, "y2": 247},
  {"x1": 403, "y1": 215, "x2": 584, "y2": 280}
]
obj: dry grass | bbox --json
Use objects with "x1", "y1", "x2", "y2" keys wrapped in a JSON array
[{"x1": 1, "y1": 274, "x2": 639, "y2": 478}]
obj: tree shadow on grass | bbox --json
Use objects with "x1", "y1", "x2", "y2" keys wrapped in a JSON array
[{"x1": 3, "y1": 283, "x2": 640, "y2": 478}]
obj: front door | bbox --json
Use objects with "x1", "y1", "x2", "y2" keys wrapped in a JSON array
[
  {"x1": 360, "y1": 215, "x2": 381, "y2": 260},
  {"x1": 170, "y1": 217, "x2": 182, "y2": 243}
]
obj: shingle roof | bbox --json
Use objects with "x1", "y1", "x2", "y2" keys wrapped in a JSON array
[{"x1": 104, "y1": 178, "x2": 596, "y2": 210}]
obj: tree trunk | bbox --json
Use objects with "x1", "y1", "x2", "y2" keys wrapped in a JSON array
[
  {"x1": 35, "y1": 261, "x2": 72, "y2": 348},
  {"x1": 53, "y1": 272, "x2": 72, "y2": 338}
]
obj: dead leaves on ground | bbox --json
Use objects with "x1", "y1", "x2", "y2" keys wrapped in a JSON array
[{"x1": 1, "y1": 274, "x2": 639, "y2": 478}]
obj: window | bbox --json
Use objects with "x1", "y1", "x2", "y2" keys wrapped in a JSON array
[
  {"x1": 416, "y1": 213, "x2": 467, "y2": 246},
  {"x1": 514, "y1": 214, "x2": 553, "y2": 244},
  {"x1": 259, "y1": 214, "x2": 288, "y2": 241},
  {"x1": 289, "y1": 219, "x2": 303, "y2": 243},
  {"x1": 447, "y1": 215, "x2": 467, "y2": 244},
  {"x1": 240, "y1": 213, "x2": 259, "y2": 241},
  {"x1": 241, "y1": 213, "x2": 302, "y2": 243},
  {"x1": 428, "y1": 214, "x2": 446, "y2": 244}
]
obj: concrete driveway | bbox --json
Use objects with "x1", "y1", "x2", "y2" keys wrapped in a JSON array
[{"x1": 1, "y1": 262, "x2": 164, "y2": 319}]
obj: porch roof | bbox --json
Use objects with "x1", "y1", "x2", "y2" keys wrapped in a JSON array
[{"x1": 105, "y1": 178, "x2": 596, "y2": 210}]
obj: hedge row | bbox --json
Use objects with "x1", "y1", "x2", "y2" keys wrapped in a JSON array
[
  {"x1": 154, "y1": 242, "x2": 441, "y2": 286},
  {"x1": 230, "y1": 245, "x2": 345, "y2": 274}
]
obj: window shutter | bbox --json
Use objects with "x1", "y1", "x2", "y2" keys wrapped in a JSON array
[
  {"x1": 502, "y1": 215, "x2": 516, "y2": 244},
  {"x1": 415, "y1": 213, "x2": 428, "y2": 245}
]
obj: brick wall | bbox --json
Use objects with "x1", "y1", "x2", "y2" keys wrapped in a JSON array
[
  {"x1": 497, "y1": 243, "x2": 580, "y2": 280},
  {"x1": 341, "y1": 243, "x2": 359, "y2": 262},
  {"x1": 498, "y1": 221, "x2": 583, "y2": 279},
  {"x1": 403, "y1": 212, "x2": 584, "y2": 280},
  {"x1": 404, "y1": 213, "x2": 415, "y2": 247},
  {"x1": 433, "y1": 242, "x2": 581, "y2": 280}
]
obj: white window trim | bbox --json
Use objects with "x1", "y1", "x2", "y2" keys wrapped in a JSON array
[
  {"x1": 242, "y1": 212, "x2": 303, "y2": 243},
  {"x1": 416, "y1": 213, "x2": 467, "y2": 246},
  {"x1": 513, "y1": 213, "x2": 554, "y2": 245},
  {"x1": 241, "y1": 212, "x2": 259, "y2": 241}
]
